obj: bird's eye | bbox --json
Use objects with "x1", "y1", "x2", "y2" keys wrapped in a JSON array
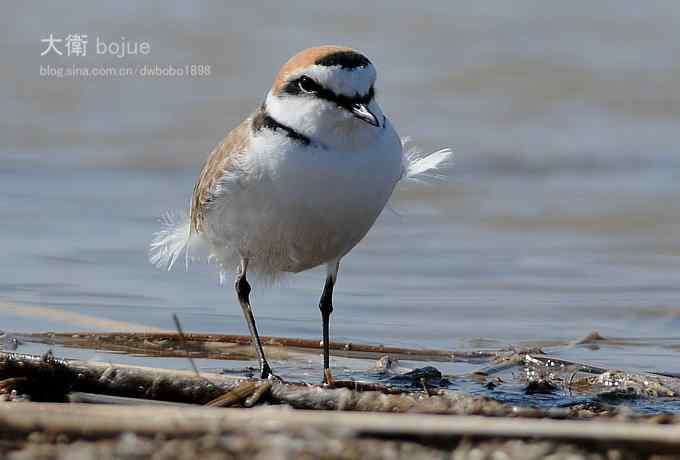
[{"x1": 298, "y1": 76, "x2": 318, "y2": 94}]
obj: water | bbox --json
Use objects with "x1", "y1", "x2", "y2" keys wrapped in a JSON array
[{"x1": 2, "y1": 2, "x2": 680, "y2": 411}]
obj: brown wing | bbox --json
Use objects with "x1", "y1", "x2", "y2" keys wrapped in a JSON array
[{"x1": 190, "y1": 116, "x2": 252, "y2": 233}]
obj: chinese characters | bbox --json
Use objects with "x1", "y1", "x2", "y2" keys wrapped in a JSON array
[{"x1": 41, "y1": 34, "x2": 150, "y2": 58}]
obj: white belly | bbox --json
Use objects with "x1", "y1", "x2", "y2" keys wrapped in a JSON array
[{"x1": 202, "y1": 126, "x2": 403, "y2": 275}]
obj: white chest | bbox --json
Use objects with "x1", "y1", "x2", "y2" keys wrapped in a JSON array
[{"x1": 204, "y1": 122, "x2": 403, "y2": 274}]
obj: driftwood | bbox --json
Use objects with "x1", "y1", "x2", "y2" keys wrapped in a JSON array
[
  {"x1": 3, "y1": 339, "x2": 679, "y2": 412},
  {"x1": 2, "y1": 347, "x2": 680, "y2": 458},
  {"x1": 7, "y1": 347, "x2": 680, "y2": 458},
  {"x1": 0, "y1": 351, "x2": 237, "y2": 404},
  {"x1": 18, "y1": 331, "x2": 497, "y2": 363},
  {"x1": 1, "y1": 403, "x2": 680, "y2": 453},
  {"x1": 3, "y1": 349, "x2": 679, "y2": 425},
  {"x1": 0, "y1": 351, "x2": 525, "y2": 415}
]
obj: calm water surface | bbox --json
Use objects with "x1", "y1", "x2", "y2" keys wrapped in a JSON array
[{"x1": 2, "y1": 1, "x2": 680, "y2": 410}]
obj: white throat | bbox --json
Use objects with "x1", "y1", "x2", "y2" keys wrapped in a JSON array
[{"x1": 264, "y1": 91, "x2": 385, "y2": 151}]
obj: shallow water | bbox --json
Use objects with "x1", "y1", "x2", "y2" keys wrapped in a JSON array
[{"x1": 2, "y1": 2, "x2": 680, "y2": 412}]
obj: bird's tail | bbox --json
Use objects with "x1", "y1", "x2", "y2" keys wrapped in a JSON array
[
  {"x1": 400, "y1": 137, "x2": 453, "y2": 183},
  {"x1": 149, "y1": 210, "x2": 197, "y2": 271}
]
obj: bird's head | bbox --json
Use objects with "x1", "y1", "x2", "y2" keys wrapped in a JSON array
[{"x1": 265, "y1": 46, "x2": 385, "y2": 149}]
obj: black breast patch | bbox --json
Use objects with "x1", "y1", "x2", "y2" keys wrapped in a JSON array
[{"x1": 252, "y1": 106, "x2": 311, "y2": 145}]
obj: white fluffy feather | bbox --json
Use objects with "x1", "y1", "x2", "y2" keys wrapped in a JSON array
[
  {"x1": 149, "y1": 210, "x2": 197, "y2": 271},
  {"x1": 400, "y1": 137, "x2": 453, "y2": 183}
]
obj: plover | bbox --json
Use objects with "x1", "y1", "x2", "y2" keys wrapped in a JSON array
[{"x1": 150, "y1": 46, "x2": 451, "y2": 382}]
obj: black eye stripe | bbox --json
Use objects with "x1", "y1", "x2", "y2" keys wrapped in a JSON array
[
  {"x1": 281, "y1": 77, "x2": 375, "y2": 109},
  {"x1": 298, "y1": 76, "x2": 321, "y2": 93}
]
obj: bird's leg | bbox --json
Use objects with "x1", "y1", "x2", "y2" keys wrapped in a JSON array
[
  {"x1": 319, "y1": 261, "x2": 339, "y2": 385},
  {"x1": 235, "y1": 258, "x2": 273, "y2": 379}
]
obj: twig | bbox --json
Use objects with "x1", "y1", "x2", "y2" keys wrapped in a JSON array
[
  {"x1": 206, "y1": 381, "x2": 259, "y2": 407},
  {"x1": 19, "y1": 331, "x2": 497, "y2": 363},
  {"x1": 171, "y1": 313, "x2": 201, "y2": 379}
]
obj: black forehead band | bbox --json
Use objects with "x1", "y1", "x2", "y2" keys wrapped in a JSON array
[{"x1": 315, "y1": 51, "x2": 371, "y2": 69}]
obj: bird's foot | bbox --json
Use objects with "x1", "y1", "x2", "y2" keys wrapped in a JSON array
[{"x1": 260, "y1": 362, "x2": 283, "y2": 382}]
